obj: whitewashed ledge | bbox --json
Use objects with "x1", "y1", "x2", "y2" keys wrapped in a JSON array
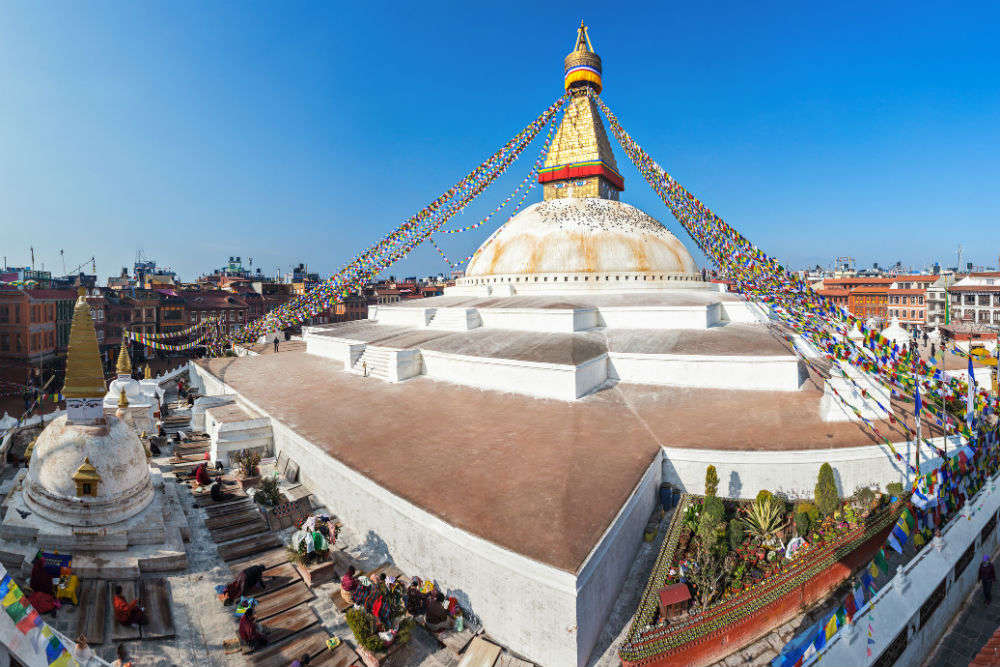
[{"x1": 809, "y1": 472, "x2": 1000, "y2": 667}]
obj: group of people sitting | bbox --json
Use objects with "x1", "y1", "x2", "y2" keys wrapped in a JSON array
[{"x1": 339, "y1": 566, "x2": 456, "y2": 632}]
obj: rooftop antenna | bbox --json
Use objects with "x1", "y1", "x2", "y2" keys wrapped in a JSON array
[
  {"x1": 60, "y1": 249, "x2": 65, "y2": 275},
  {"x1": 29, "y1": 246, "x2": 35, "y2": 269},
  {"x1": 957, "y1": 245, "x2": 963, "y2": 273}
]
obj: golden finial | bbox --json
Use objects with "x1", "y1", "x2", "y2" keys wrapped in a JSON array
[
  {"x1": 144, "y1": 364, "x2": 152, "y2": 380},
  {"x1": 564, "y1": 22, "x2": 602, "y2": 94},
  {"x1": 116, "y1": 339, "x2": 132, "y2": 376},
  {"x1": 118, "y1": 388, "x2": 129, "y2": 409},
  {"x1": 62, "y1": 290, "x2": 107, "y2": 399}
]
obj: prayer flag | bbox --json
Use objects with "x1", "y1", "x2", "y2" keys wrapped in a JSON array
[
  {"x1": 3, "y1": 600, "x2": 27, "y2": 623},
  {"x1": 836, "y1": 605, "x2": 848, "y2": 627},
  {"x1": 813, "y1": 623, "x2": 827, "y2": 651},
  {"x1": 862, "y1": 571, "x2": 876, "y2": 595},
  {"x1": 15, "y1": 607, "x2": 40, "y2": 634},
  {"x1": 874, "y1": 549, "x2": 889, "y2": 575},
  {"x1": 968, "y1": 356, "x2": 976, "y2": 430},
  {"x1": 43, "y1": 626, "x2": 63, "y2": 664},
  {"x1": 888, "y1": 532, "x2": 904, "y2": 554},
  {"x1": 0, "y1": 574, "x2": 11, "y2": 598},
  {"x1": 853, "y1": 581, "x2": 866, "y2": 610},
  {"x1": 824, "y1": 613, "x2": 838, "y2": 640},
  {"x1": 49, "y1": 649, "x2": 72, "y2": 667}
]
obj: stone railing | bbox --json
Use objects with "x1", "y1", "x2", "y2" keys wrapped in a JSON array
[{"x1": 807, "y1": 473, "x2": 1000, "y2": 667}]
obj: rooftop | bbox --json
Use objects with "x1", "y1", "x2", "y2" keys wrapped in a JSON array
[{"x1": 197, "y1": 348, "x2": 913, "y2": 572}]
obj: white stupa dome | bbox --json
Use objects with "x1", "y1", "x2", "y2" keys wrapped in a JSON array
[
  {"x1": 24, "y1": 414, "x2": 154, "y2": 526},
  {"x1": 464, "y1": 198, "x2": 699, "y2": 279},
  {"x1": 881, "y1": 317, "x2": 911, "y2": 346}
]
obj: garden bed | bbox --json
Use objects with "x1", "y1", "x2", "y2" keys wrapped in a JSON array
[{"x1": 619, "y1": 484, "x2": 901, "y2": 667}]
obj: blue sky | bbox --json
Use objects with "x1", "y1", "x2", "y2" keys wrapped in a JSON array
[{"x1": 1, "y1": 1, "x2": 998, "y2": 281}]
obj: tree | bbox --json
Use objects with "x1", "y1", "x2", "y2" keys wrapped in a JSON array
[
  {"x1": 705, "y1": 465, "x2": 719, "y2": 497},
  {"x1": 698, "y1": 496, "x2": 726, "y2": 550},
  {"x1": 688, "y1": 538, "x2": 726, "y2": 607},
  {"x1": 728, "y1": 517, "x2": 745, "y2": 551},
  {"x1": 815, "y1": 463, "x2": 840, "y2": 516}
]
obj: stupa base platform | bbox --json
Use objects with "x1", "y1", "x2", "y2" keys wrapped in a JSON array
[{"x1": 0, "y1": 468, "x2": 189, "y2": 578}]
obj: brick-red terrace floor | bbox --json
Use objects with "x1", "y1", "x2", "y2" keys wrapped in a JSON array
[{"x1": 197, "y1": 349, "x2": 916, "y2": 572}]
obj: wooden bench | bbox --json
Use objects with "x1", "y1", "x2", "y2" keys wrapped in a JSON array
[
  {"x1": 75, "y1": 579, "x2": 107, "y2": 645},
  {"x1": 315, "y1": 641, "x2": 362, "y2": 667},
  {"x1": 107, "y1": 580, "x2": 141, "y2": 642},
  {"x1": 439, "y1": 626, "x2": 477, "y2": 657},
  {"x1": 210, "y1": 518, "x2": 268, "y2": 543},
  {"x1": 195, "y1": 485, "x2": 247, "y2": 507},
  {"x1": 249, "y1": 626, "x2": 332, "y2": 667},
  {"x1": 254, "y1": 581, "x2": 315, "y2": 620},
  {"x1": 456, "y1": 637, "x2": 502, "y2": 667},
  {"x1": 229, "y1": 548, "x2": 290, "y2": 575},
  {"x1": 294, "y1": 557, "x2": 338, "y2": 587},
  {"x1": 218, "y1": 533, "x2": 282, "y2": 562},
  {"x1": 242, "y1": 604, "x2": 318, "y2": 653},
  {"x1": 494, "y1": 652, "x2": 533, "y2": 667},
  {"x1": 205, "y1": 508, "x2": 265, "y2": 530},
  {"x1": 139, "y1": 578, "x2": 175, "y2": 640},
  {"x1": 204, "y1": 498, "x2": 255, "y2": 518}
]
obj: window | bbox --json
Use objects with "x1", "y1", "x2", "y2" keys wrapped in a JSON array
[{"x1": 981, "y1": 295, "x2": 992, "y2": 306}]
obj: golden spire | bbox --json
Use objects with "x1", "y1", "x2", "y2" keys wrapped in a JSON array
[
  {"x1": 116, "y1": 339, "x2": 132, "y2": 376},
  {"x1": 572, "y1": 20, "x2": 594, "y2": 53},
  {"x1": 144, "y1": 364, "x2": 152, "y2": 380},
  {"x1": 563, "y1": 22, "x2": 602, "y2": 94},
  {"x1": 62, "y1": 289, "x2": 107, "y2": 399},
  {"x1": 118, "y1": 388, "x2": 129, "y2": 409}
]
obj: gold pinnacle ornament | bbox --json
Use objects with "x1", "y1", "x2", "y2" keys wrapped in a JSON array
[
  {"x1": 116, "y1": 338, "x2": 132, "y2": 376},
  {"x1": 62, "y1": 287, "x2": 107, "y2": 399}
]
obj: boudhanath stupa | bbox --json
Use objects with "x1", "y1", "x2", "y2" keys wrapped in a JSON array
[
  {"x1": 0, "y1": 290, "x2": 187, "y2": 577},
  {"x1": 186, "y1": 25, "x2": 923, "y2": 667}
]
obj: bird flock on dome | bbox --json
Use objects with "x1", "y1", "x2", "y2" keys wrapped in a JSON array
[{"x1": 126, "y1": 83, "x2": 999, "y2": 492}]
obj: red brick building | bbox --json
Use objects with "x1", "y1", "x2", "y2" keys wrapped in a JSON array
[{"x1": 848, "y1": 286, "x2": 889, "y2": 320}]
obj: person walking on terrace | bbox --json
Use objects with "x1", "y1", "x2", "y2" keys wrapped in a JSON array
[{"x1": 980, "y1": 554, "x2": 996, "y2": 605}]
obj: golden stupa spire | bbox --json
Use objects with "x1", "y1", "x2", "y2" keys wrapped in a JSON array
[
  {"x1": 572, "y1": 20, "x2": 594, "y2": 53},
  {"x1": 538, "y1": 23, "x2": 622, "y2": 202},
  {"x1": 118, "y1": 388, "x2": 129, "y2": 409},
  {"x1": 116, "y1": 339, "x2": 132, "y2": 376},
  {"x1": 62, "y1": 287, "x2": 107, "y2": 400},
  {"x1": 144, "y1": 364, "x2": 152, "y2": 380}
]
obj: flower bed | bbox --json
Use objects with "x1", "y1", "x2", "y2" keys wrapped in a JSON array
[{"x1": 619, "y1": 492, "x2": 900, "y2": 667}]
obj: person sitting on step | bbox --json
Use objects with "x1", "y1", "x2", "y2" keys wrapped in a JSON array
[
  {"x1": 238, "y1": 606, "x2": 268, "y2": 652},
  {"x1": 224, "y1": 564, "x2": 266, "y2": 605},
  {"x1": 112, "y1": 585, "x2": 146, "y2": 627},
  {"x1": 340, "y1": 566, "x2": 358, "y2": 605}
]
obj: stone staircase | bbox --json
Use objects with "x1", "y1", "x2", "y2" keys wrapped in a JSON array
[
  {"x1": 350, "y1": 346, "x2": 395, "y2": 381},
  {"x1": 427, "y1": 307, "x2": 481, "y2": 331}
]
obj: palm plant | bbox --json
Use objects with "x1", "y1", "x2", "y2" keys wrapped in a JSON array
[{"x1": 740, "y1": 497, "x2": 788, "y2": 550}]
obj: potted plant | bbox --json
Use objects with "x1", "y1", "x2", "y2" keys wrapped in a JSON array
[{"x1": 232, "y1": 449, "x2": 262, "y2": 489}]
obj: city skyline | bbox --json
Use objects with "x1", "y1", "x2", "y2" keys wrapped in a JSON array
[{"x1": 2, "y1": 1, "x2": 999, "y2": 281}]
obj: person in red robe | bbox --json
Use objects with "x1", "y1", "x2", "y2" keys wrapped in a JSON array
[
  {"x1": 112, "y1": 586, "x2": 146, "y2": 626},
  {"x1": 194, "y1": 462, "x2": 211, "y2": 486},
  {"x1": 238, "y1": 607, "x2": 267, "y2": 651},
  {"x1": 29, "y1": 556, "x2": 53, "y2": 596}
]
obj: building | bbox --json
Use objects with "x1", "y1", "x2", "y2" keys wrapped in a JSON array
[
  {"x1": 949, "y1": 274, "x2": 1000, "y2": 327},
  {"x1": 848, "y1": 285, "x2": 889, "y2": 321},
  {"x1": 188, "y1": 27, "x2": 925, "y2": 667},
  {"x1": 182, "y1": 290, "x2": 249, "y2": 335},
  {"x1": 155, "y1": 291, "x2": 188, "y2": 335},
  {"x1": 0, "y1": 287, "x2": 75, "y2": 365}
]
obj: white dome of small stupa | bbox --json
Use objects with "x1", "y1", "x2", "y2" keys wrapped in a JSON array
[
  {"x1": 104, "y1": 340, "x2": 150, "y2": 408},
  {"x1": 881, "y1": 317, "x2": 911, "y2": 346},
  {"x1": 23, "y1": 290, "x2": 154, "y2": 527}
]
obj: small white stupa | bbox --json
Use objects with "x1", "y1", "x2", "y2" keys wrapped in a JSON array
[
  {"x1": 881, "y1": 317, "x2": 912, "y2": 347},
  {"x1": 103, "y1": 339, "x2": 155, "y2": 432},
  {"x1": 0, "y1": 289, "x2": 188, "y2": 576}
]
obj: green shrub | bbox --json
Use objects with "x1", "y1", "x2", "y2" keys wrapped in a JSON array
[
  {"x1": 797, "y1": 502, "x2": 819, "y2": 523},
  {"x1": 756, "y1": 489, "x2": 773, "y2": 505},
  {"x1": 698, "y1": 496, "x2": 726, "y2": 548},
  {"x1": 705, "y1": 465, "x2": 719, "y2": 497},
  {"x1": 728, "y1": 517, "x2": 745, "y2": 551},
  {"x1": 254, "y1": 476, "x2": 282, "y2": 506},
  {"x1": 814, "y1": 463, "x2": 839, "y2": 516},
  {"x1": 885, "y1": 482, "x2": 904, "y2": 498},
  {"x1": 794, "y1": 512, "x2": 810, "y2": 536},
  {"x1": 346, "y1": 608, "x2": 384, "y2": 653}
]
